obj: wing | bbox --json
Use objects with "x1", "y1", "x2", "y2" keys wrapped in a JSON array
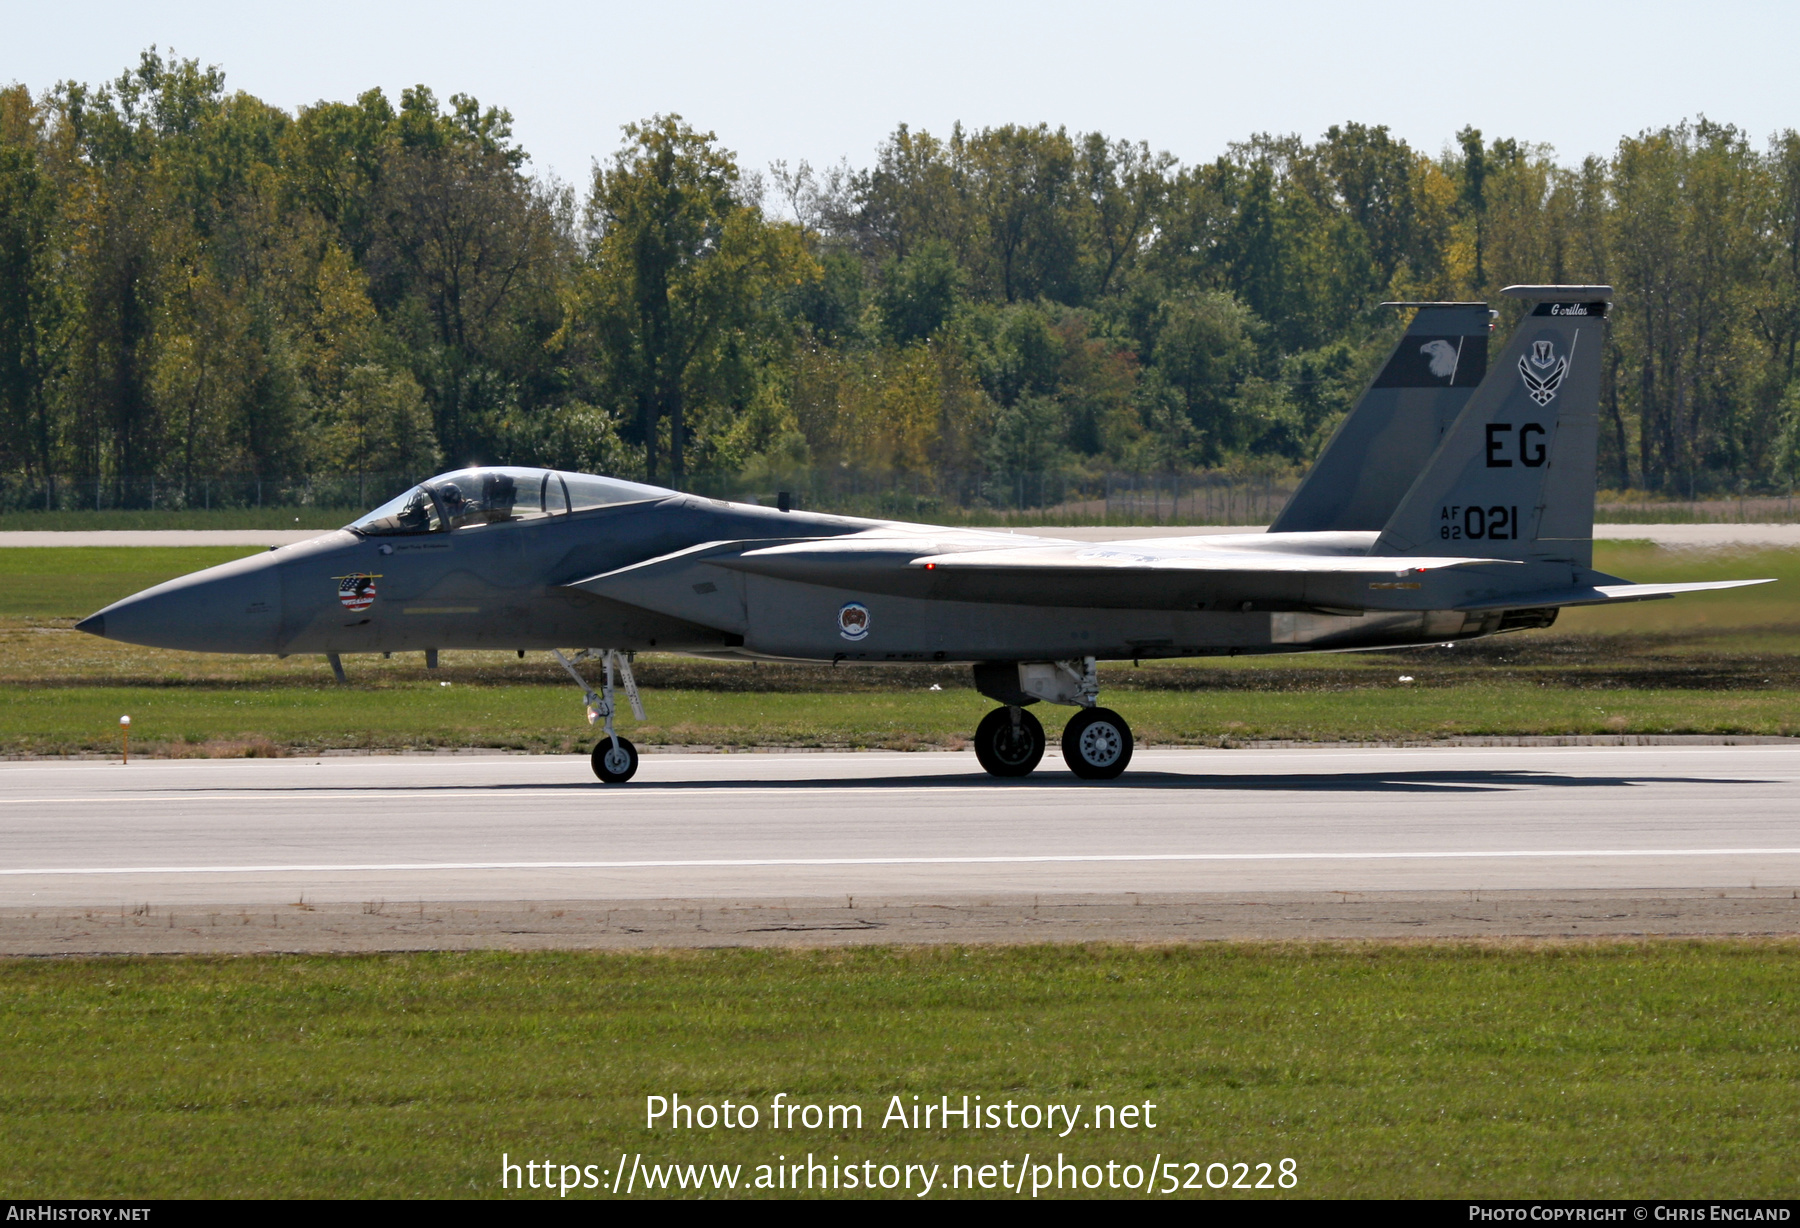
[
  {"x1": 562, "y1": 529, "x2": 1772, "y2": 629},
  {"x1": 701, "y1": 531, "x2": 1512, "y2": 612}
]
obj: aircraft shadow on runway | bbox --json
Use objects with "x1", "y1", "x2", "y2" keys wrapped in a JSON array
[{"x1": 135, "y1": 769, "x2": 1771, "y2": 796}]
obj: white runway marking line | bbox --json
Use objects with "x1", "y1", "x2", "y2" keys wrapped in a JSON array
[{"x1": 7, "y1": 847, "x2": 1800, "y2": 878}]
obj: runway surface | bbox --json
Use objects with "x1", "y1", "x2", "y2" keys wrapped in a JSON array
[{"x1": 4, "y1": 745, "x2": 1798, "y2": 915}]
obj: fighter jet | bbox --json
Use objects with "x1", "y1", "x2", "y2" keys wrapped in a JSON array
[{"x1": 76, "y1": 286, "x2": 1770, "y2": 783}]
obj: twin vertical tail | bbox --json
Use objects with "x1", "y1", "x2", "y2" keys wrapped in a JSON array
[
  {"x1": 1270, "y1": 301, "x2": 1491, "y2": 533},
  {"x1": 1372, "y1": 286, "x2": 1611, "y2": 569}
]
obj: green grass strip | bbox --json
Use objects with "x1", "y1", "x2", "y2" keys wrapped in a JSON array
[
  {"x1": 6, "y1": 682, "x2": 1800, "y2": 756},
  {"x1": 0, "y1": 547, "x2": 265, "y2": 618},
  {"x1": 0, "y1": 509, "x2": 352, "y2": 531},
  {"x1": 2, "y1": 944, "x2": 1797, "y2": 1198}
]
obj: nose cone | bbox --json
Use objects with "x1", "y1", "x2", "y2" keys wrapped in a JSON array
[{"x1": 80, "y1": 552, "x2": 284, "y2": 653}]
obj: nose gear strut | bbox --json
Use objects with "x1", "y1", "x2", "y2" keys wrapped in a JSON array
[{"x1": 551, "y1": 648, "x2": 644, "y2": 783}]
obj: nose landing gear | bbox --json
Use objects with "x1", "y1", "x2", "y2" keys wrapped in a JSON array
[
  {"x1": 591, "y1": 735, "x2": 639, "y2": 783},
  {"x1": 552, "y1": 648, "x2": 645, "y2": 783}
]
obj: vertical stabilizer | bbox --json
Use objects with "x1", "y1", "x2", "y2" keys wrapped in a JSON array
[
  {"x1": 1372, "y1": 286, "x2": 1611, "y2": 567},
  {"x1": 1269, "y1": 302, "x2": 1490, "y2": 533}
]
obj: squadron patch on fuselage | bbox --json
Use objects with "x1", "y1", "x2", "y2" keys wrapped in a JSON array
[
  {"x1": 837, "y1": 602, "x2": 871, "y2": 641},
  {"x1": 336, "y1": 574, "x2": 381, "y2": 612}
]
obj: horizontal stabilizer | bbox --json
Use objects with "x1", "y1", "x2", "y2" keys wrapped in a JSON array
[{"x1": 1456, "y1": 578, "x2": 1773, "y2": 612}]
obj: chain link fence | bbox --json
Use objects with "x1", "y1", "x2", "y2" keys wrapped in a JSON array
[
  {"x1": 1, "y1": 468, "x2": 1301, "y2": 525},
  {"x1": 681, "y1": 469, "x2": 1300, "y2": 524},
  {"x1": 0, "y1": 473, "x2": 424, "y2": 514}
]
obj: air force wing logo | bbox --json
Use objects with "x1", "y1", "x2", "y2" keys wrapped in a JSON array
[
  {"x1": 837, "y1": 601, "x2": 871, "y2": 641},
  {"x1": 1421, "y1": 339, "x2": 1459, "y2": 381},
  {"x1": 1518, "y1": 340, "x2": 1568, "y2": 407},
  {"x1": 336, "y1": 573, "x2": 380, "y2": 612}
]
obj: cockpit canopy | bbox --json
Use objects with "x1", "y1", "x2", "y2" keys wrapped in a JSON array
[{"x1": 348, "y1": 468, "x2": 672, "y2": 536}]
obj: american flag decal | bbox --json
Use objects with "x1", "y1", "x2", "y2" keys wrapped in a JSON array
[{"x1": 336, "y1": 574, "x2": 380, "y2": 612}]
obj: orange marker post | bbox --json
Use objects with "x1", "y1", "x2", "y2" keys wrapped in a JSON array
[{"x1": 120, "y1": 714, "x2": 131, "y2": 764}]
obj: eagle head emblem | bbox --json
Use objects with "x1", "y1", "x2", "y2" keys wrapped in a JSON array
[{"x1": 1420, "y1": 339, "x2": 1459, "y2": 380}]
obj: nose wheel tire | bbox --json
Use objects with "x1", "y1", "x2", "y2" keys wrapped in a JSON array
[
  {"x1": 974, "y1": 706, "x2": 1046, "y2": 778},
  {"x1": 1061, "y1": 707, "x2": 1133, "y2": 780},
  {"x1": 591, "y1": 735, "x2": 640, "y2": 783}
]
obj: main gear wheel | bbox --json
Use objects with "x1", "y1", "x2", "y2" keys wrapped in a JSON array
[
  {"x1": 1061, "y1": 707, "x2": 1133, "y2": 780},
  {"x1": 974, "y1": 706, "x2": 1046, "y2": 778}
]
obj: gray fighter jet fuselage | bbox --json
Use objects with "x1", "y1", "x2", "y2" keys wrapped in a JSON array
[{"x1": 76, "y1": 286, "x2": 1772, "y2": 782}]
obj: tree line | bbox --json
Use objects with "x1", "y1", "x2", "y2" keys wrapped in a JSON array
[{"x1": 2, "y1": 50, "x2": 1799, "y2": 509}]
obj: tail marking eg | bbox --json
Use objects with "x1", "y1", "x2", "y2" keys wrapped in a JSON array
[{"x1": 1373, "y1": 286, "x2": 1609, "y2": 568}]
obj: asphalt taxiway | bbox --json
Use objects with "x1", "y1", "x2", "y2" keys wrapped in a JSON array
[{"x1": 3, "y1": 745, "x2": 1798, "y2": 952}]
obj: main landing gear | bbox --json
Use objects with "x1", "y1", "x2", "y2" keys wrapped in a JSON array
[
  {"x1": 973, "y1": 706, "x2": 1045, "y2": 777},
  {"x1": 553, "y1": 648, "x2": 644, "y2": 783},
  {"x1": 1060, "y1": 706, "x2": 1134, "y2": 780},
  {"x1": 971, "y1": 657, "x2": 1134, "y2": 781}
]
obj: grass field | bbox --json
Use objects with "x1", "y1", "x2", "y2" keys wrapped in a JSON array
[
  {"x1": 0, "y1": 546, "x2": 268, "y2": 617},
  {"x1": 4, "y1": 502, "x2": 1798, "y2": 530},
  {"x1": 0, "y1": 507, "x2": 355, "y2": 531},
  {"x1": 2, "y1": 942, "x2": 1795, "y2": 1199},
  {"x1": 0, "y1": 543, "x2": 1793, "y2": 755}
]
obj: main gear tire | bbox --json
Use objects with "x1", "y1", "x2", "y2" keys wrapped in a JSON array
[
  {"x1": 1061, "y1": 707, "x2": 1133, "y2": 780},
  {"x1": 974, "y1": 706, "x2": 1046, "y2": 778},
  {"x1": 591, "y1": 735, "x2": 640, "y2": 783}
]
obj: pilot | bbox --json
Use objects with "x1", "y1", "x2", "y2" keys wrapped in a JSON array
[{"x1": 434, "y1": 481, "x2": 470, "y2": 527}]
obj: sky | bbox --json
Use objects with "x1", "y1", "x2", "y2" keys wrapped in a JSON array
[{"x1": 5, "y1": 0, "x2": 1798, "y2": 205}]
